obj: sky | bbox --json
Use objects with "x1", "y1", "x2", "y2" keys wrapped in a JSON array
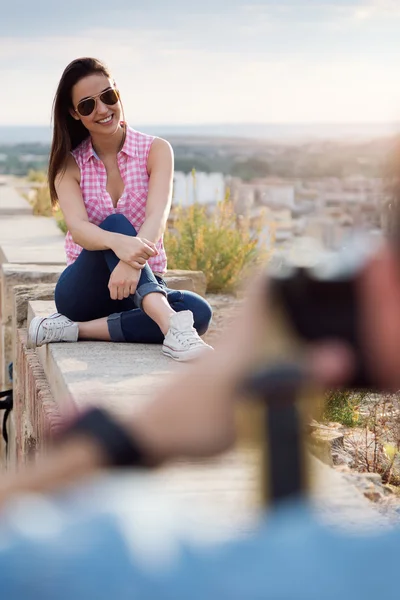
[{"x1": 2, "y1": 0, "x2": 400, "y2": 126}]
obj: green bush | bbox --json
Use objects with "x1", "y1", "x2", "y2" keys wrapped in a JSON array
[
  {"x1": 165, "y1": 195, "x2": 269, "y2": 293},
  {"x1": 25, "y1": 170, "x2": 67, "y2": 233},
  {"x1": 25, "y1": 171, "x2": 53, "y2": 216},
  {"x1": 27, "y1": 169, "x2": 48, "y2": 184},
  {"x1": 54, "y1": 209, "x2": 67, "y2": 233},
  {"x1": 32, "y1": 185, "x2": 53, "y2": 217},
  {"x1": 322, "y1": 389, "x2": 366, "y2": 428}
]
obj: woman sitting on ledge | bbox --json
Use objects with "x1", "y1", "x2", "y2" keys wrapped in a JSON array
[{"x1": 28, "y1": 57, "x2": 213, "y2": 361}]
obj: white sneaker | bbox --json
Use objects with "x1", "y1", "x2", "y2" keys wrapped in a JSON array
[
  {"x1": 162, "y1": 310, "x2": 213, "y2": 362},
  {"x1": 27, "y1": 313, "x2": 79, "y2": 349}
]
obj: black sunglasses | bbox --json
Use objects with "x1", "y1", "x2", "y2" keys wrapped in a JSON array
[{"x1": 75, "y1": 87, "x2": 120, "y2": 117}]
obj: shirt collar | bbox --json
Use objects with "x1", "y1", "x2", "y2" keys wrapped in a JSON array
[
  {"x1": 82, "y1": 123, "x2": 137, "y2": 163},
  {"x1": 81, "y1": 136, "x2": 94, "y2": 164},
  {"x1": 120, "y1": 124, "x2": 137, "y2": 159}
]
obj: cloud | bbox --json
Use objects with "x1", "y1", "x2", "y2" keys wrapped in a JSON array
[
  {"x1": 2, "y1": 1, "x2": 266, "y2": 37},
  {"x1": 0, "y1": 0, "x2": 386, "y2": 70},
  {"x1": 2, "y1": 0, "x2": 400, "y2": 126},
  {"x1": 0, "y1": 1, "x2": 380, "y2": 39},
  {"x1": 353, "y1": 0, "x2": 400, "y2": 19},
  {"x1": 3, "y1": 29, "x2": 400, "y2": 126}
]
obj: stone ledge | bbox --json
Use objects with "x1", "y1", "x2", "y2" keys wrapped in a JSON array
[
  {"x1": 1, "y1": 264, "x2": 63, "y2": 328},
  {"x1": 6, "y1": 283, "x2": 59, "y2": 389},
  {"x1": 164, "y1": 270, "x2": 207, "y2": 297},
  {"x1": 0, "y1": 265, "x2": 62, "y2": 388},
  {"x1": 27, "y1": 299, "x2": 183, "y2": 423},
  {"x1": 13, "y1": 283, "x2": 58, "y2": 330},
  {"x1": 10, "y1": 329, "x2": 57, "y2": 467},
  {"x1": 8, "y1": 268, "x2": 206, "y2": 463},
  {"x1": 0, "y1": 267, "x2": 205, "y2": 389}
]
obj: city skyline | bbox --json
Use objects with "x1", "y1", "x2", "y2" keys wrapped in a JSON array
[{"x1": 2, "y1": 1, "x2": 400, "y2": 126}]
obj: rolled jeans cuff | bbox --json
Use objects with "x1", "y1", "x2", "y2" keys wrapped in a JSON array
[
  {"x1": 133, "y1": 282, "x2": 167, "y2": 309},
  {"x1": 107, "y1": 313, "x2": 126, "y2": 342}
]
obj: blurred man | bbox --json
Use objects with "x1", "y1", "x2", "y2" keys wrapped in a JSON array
[{"x1": 0, "y1": 238, "x2": 399, "y2": 599}]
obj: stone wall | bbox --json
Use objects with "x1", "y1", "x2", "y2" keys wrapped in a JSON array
[
  {"x1": 11, "y1": 329, "x2": 59, "y2": 466},
  {"x1": 0, "y1": 265, "x2": 63, "y2": 387}
]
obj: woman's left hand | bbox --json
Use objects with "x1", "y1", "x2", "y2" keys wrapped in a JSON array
[{"x1": 108, "y1": 261, "x2": 141, "y2": 300}]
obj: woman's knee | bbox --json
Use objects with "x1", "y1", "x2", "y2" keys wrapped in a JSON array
[
  {"x1": 55, "y1": 286, "x2": 108, "y2": 322},
  {"x1": 55, "y1": 286, "x2": 78, "y2": 321},
  {"x1": 186, "y1": 296, "x2": 213, "y2": 335},
  {"x1": 54, "y1": 264, "x2": 111, "y2": 322},
  {"x1": 99, "y1": 214, "x2": 137, "y2": 235}
]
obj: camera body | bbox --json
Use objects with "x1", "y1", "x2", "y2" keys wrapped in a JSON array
[{"x1": 268, "y1": 236, "x2": 381, "y2": 389}]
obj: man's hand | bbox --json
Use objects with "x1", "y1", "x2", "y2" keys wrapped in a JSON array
[
  {"x1": 111, "y1": 234, "x2": 158, "y2": 269},
  {"x1": 108, "y1": 261, "x2": 141, "y2": 300}
]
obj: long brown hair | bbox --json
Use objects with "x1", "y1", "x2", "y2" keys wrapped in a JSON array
[{"x1": 48, "y1": 57, "x2": 112, "y2": 206}]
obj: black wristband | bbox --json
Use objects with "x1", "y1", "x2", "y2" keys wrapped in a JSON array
[{"x1": 61, "y1": 407, "x2": 149, "y2": 468}]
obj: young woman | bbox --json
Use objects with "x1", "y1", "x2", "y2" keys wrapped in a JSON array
[{"x1": 27, "y1": 57, "x2": 213, "y2": 361}]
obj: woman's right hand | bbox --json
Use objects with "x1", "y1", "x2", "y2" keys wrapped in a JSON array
[
  {"x1": 108, "y1": 261, "x2": 141, "y2": 300},
  {"x1": 111, "y1": 234, "x2": 158, "y2": 269}
]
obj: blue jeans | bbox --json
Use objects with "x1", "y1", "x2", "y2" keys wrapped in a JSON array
[{"x1": 55, "y1": 214, "x2": 212, "y2": 343}]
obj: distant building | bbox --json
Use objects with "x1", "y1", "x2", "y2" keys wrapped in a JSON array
[
  {"x1": 257, "y1": 184, "x2": 295, "y2": 210},
  {"x1": 172, "y1": 171, "x2": 226, "y2": 206},
  {"x1": 18, "y1": 154, "x2": 48, "y2": 163}
]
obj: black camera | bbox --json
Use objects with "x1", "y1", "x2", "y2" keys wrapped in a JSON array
[{"x1": 267, "y1": 236, "x2": 381, "y2": 389}]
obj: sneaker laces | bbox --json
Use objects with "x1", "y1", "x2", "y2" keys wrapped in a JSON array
[
  {"x1": 171, "y1": 327, "x2": 205, "y2": 348},
  {"x1": 41, "y1": 319, "x2": 70, "y2": 343}
]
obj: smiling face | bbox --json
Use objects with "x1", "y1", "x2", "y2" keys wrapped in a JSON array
[{"x1": 70, "y1": 72, "x2": 122, "y2": 136}]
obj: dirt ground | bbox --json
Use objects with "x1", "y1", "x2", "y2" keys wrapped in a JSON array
[{"x1": 202, "y1": 293, "x2": 243, "y2": 346}]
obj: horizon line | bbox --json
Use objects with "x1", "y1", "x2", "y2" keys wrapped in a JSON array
[{"x1": 1, "y1": 120, "x2": 400, "y2": 128}]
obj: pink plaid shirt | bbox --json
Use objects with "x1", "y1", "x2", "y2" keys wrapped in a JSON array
[{"x1": 65, "y1": 125, "x2": 167, "y2": 273}]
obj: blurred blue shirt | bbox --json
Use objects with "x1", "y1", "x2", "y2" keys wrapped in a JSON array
[{"x1": 0, "y1": 475, "x2": 398, "y2": 600}]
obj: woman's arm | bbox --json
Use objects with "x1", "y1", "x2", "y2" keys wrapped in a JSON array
[
  {"x1": 56, "y1": 155, "x2": 116, "y2": 251},
  {"x1": 136, "y1": 138, "x2": 174, "y2": 243},
  {"x1": 56, "y1": 156, "x2": 156, "y2": 267}
]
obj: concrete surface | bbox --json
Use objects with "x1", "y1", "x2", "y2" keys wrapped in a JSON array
[
  {"x1": 0, "y1": 183, "x2": 32, "y2": 216},
  {"x1": 27, "y1": 300, "x2": 184, "y2": 420},
  {"x1": 0, "y1": 215, "x2": 66, "y2": 266}
]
